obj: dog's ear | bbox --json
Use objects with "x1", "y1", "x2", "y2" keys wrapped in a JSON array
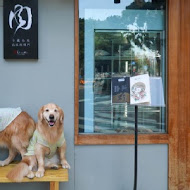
[
  {"x1": 38, "y1": 106, "x2": 44, "y2": 122},
  {"x1": 59, "y1": 109, "x2": 64, "y2": 124}
]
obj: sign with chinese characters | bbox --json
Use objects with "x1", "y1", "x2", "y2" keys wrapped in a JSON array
[
  {"x1": 112, "y1": 75, "x2": 165, "y2": 107},
  {"x1": 4, "y1": 0, "x2": 38, "y2": 59},
  {"x1": 112, "y1": 77, "x2": 130, "y2": 104}
]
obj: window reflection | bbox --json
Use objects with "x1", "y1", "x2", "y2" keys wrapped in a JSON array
[{"x1": 79, "y1": 0, "x2": 166, "y2": 134}]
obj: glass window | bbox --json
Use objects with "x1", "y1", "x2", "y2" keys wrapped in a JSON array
[{"x1": 78, "y1": 0, "x2": 167, "y2": 134}]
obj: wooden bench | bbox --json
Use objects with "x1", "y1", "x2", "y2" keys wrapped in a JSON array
[{"x1": 0, "y1": 162, "x2": 69, "y2": 190}]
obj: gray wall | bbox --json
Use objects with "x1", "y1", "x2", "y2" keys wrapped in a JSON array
[
  {"x1": 0, "y1": 0, "x2": 168, "y2": 190},
  {"x1": 0, "y1": 0, "x2": 74, "y2": 189},
  {"x1": 75, "y1": 145, "x2": 168, "y2": 190}
]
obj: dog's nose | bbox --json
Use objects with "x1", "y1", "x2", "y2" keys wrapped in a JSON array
[{"x1": 49, "y1": 114, "x2": 54, "y2": 120}]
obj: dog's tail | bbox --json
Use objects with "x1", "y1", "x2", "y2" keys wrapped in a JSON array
[{"x1": 6, "y1": 157, "x2": 30, "y2": 182}]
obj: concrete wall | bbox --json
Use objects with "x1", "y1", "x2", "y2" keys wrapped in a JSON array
[
  {"x1": 0, "y1": 0, "x2": 168, "y2": 190},
  {"x1": 0, "y1": 0, "x2": 74, "y2": 189},
  {"x1": 75, "y1": 145, "x2": 168, "y2": 190}
]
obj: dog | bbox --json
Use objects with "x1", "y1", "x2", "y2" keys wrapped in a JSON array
[
  {"x1": 7, "y1": 103, "x2": 70, "y2": 182},
  {"x1": 0, "y1": 110, "x2": 36, "y2": 166}
]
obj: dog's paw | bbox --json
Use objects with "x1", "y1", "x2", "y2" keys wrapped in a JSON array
[
  {"x1": 35, "y1": 170, "x2": 44, "y2": 178},
  {"x1": 0, "y1": 161, "x2": 8, "y2": 167},
  {"x1": 61, "y1": 161, "x2": 71, "y2": 169},
  {"x1": 27, "y1": 171, "x2": 35, "y2": 179}
]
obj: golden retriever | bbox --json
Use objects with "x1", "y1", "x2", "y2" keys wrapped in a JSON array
[
  {"x1": 7, "y1": 103, "x2": 70, "y2": 182},
  {"x1": 0, "y1": 111, "x2": 36, "y2": 166}
]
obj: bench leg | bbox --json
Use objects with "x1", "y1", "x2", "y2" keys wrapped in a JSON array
[{"x1": 50, "y1": 181, "x2": 59, "y2": 190}]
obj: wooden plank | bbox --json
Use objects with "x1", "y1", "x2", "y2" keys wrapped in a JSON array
[
  {"x1": 76, "y1": 134, "x2": 169, "y2": 145},
  {"x1": 168, "y1": 0, "x2": 190, "y2": 189},
  {"x1": 180, "y1": 0, "x2": 190, "y2": 189},
  {"x1": 50, "y1": 181, "x2": 59, "y2": 190},
  {"x1": 168, "y1": 0, "x2": 180, "y2": 189},
  {"x1": 177, "y1": 0, "x2": 189, "y2": 189},
  {"x1": 74, "y1": 0, "x2": 79, "y2": 145},
  {"x1": 0, "y1": 163, "x2": 68, "y2": 183},
  {"x1": 187, "y1": 0, "x2": 190, "y2": 182}
]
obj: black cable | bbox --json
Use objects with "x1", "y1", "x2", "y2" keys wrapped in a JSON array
[{"x1": 134, "y1": 105, "x2": 138, "y2": 190}]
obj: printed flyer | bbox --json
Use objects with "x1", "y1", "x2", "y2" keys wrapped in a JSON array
[
  {"x1": 112, "y1": 74, "x2": 151, "y2": 105},
  {"x1": 130, "y1": 74, "x2": 151, "y2": 105}
]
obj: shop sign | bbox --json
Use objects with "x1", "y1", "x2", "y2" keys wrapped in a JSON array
[
  {"x1": 112, "y1": 77, "x2": 130, "y2": 104},
  {"x1": 4, "y1": 0, "x2": 38, "y2": 59}
]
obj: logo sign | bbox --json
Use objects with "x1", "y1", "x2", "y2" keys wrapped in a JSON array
[{"x1": 4, "y1": 0, "x2": 38, "y2": 59}]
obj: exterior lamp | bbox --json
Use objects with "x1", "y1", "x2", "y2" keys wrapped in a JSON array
[{"x1": 114, "y1": 0, "x2": 120, "y2": 4}]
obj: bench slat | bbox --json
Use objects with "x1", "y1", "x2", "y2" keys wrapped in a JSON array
[{"x1": 0, "y1": 163, "x2": 68, "y2": 183}]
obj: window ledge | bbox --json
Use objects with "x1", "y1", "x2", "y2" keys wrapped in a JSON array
[{"x1": 75, "y1": 133, "x2": 169, "y2": 145}]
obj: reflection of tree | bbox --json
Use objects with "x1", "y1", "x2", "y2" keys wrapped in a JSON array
[
  {"x1": 95, "y1": 32, "x2": 127, "y2": 55},
  {"x1": 126, "y1": 0, "x2": 165, "y2": 10},
  {"x1": 79, "y1": 18, "x2": 84, "y2": 77},
  {"x1": 79, "y1": 1, "x2": 165, "y2": 77},
  {"x1": 94, "y1": 30, "x2": 161, "y2": 76}
]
